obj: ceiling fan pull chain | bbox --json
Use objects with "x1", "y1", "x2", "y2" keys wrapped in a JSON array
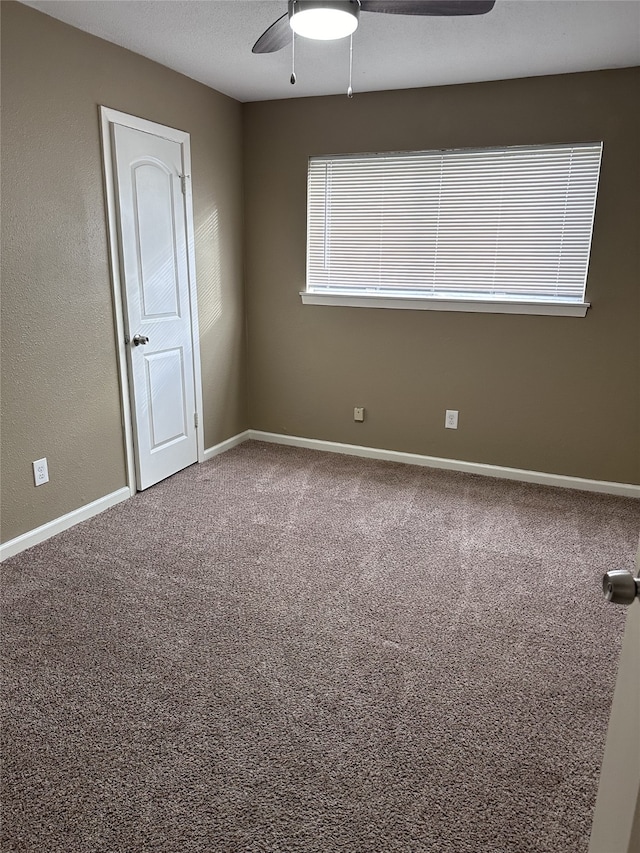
[
  {"x1": 290, "y1": 31, "x2": 296, "y2": 84},
  {"x1": 347, "y1": 33, "x2": 354, "y2": 98}
]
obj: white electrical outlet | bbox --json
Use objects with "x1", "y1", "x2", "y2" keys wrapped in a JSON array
[
  {"x1": 354, "y1": 407, "x2": 365, "y2": 422},
  {"x1": 33, "y1": 457, "x2": 49, "y2": 486},
  {"x1": 445, "y1": 410, "x2": 459, "y2": 429}
]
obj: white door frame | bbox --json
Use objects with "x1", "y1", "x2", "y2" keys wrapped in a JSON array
[{"x1": 99, "y1": 106, "x2": 205, "y2": 496}]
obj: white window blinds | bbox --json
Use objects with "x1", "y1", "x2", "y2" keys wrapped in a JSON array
[{"x1": 306, "y1": 143, "x2": 602, "y2": 305}]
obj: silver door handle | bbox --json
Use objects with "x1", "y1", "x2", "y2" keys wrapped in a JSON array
[
  {"x1": 132, "y1": 334, "x2": 149, "y2": 346},
  {"x1": 602, "y1": 570, "x2": 640, "y2": 605}
]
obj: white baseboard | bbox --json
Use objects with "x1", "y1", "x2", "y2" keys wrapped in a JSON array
[
  {"x1": 203, "y1": 430, "x2": 251, "y2": 462},
  {"x1": 4, "y1": 430, "x2": 636, "y2": 561},
  {"x1": 248, "y1": 430, "x2": 640, "y2": 498},
  {"x1": 2, "y1": 431, "x2": 252, "y2": 562},
  {"x1": 0, "y1": 487, "x2": 131, "y2": 562}
]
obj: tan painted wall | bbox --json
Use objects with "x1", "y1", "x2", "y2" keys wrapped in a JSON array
[
  {"x1": 1, "y1": 2, "x2": 247, "y2": 543},
  {"x1": 2, "y1": 4, "x2": 638, "y2": 548},
  {"x1": 243, "y1": 70, "x2": 640, "y2": 485}
]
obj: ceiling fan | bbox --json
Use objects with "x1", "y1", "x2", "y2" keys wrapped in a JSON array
[{"x1": 252, "y1": 1, "x2": 497, "y2": 54}]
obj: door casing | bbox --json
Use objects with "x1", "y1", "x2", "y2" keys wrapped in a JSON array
[{"x1": 99, "y1": 106, "x2": 205, "y2": 496}]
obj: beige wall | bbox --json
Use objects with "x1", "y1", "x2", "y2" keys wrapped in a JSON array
[
  {"x1": 243, "y1": 69, "x2": 640, "y2": 485},
  {"x1": 1, "y1": 2, "x2": 247, "y2": 543},
  {"x1": 2, "y1": 4, "x2": 639, "y2": 548}
]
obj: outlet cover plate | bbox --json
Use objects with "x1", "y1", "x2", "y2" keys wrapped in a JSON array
[
  {"x1": 33, "y1": 457, "x2": 49, "y2": 486},
  {"x1": 445, "y1": 410, "x2": 459, "y2": 429}
]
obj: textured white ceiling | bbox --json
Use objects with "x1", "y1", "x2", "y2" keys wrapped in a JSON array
[{"x1": 21, "y1": 0, "x2": 640, "y2": 102}]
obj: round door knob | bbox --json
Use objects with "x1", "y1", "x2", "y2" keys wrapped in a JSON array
[
  {"x1": 132, "y1": 334, "x2": 149, "y2": 346},
  {"x1": 602, "y1": 570, "x2": 640, "y2": 605}
]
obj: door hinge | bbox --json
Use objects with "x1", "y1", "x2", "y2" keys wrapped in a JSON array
[
  {"x1": 194, "y1": 412, "x2": 199, "y2": 428},
  {"x1": 179, "y1": 174, "x2": 190, "y2": 195}
]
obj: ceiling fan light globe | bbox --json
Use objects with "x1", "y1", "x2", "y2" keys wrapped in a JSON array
[{"x1": 289, "y1": 4, "x2": 359, "y2": 41}]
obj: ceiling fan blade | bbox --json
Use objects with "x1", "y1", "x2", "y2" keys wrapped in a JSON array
[
  {"x1": 252, "y1": 1, "x2": 495, "y2": 54},
  {"x1": 252, "y1": 12, "x2": 291, "y2": 54},
  {"x1": 360, "y1": 1, "x2": 495, "y2": 15}
]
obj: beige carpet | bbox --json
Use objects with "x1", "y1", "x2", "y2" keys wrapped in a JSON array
[{"x1": 2, "y1": 441, "x2": 638, "y2": 852}]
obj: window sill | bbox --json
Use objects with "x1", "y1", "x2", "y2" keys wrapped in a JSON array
[{"x1": 300, "y1": 292, "x2": 590, "y2": 317}]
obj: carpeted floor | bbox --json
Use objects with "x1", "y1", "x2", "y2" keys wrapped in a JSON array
[{"x1": 2, "y1": 441, "x2": 638, "y2": 853}]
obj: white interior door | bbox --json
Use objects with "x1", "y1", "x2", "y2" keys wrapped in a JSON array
[
  {"x1": 111, "y1": 122, "x2": 199, "y2": 491},
  {"x1": 589, "y1": 546, "x2": 640, "y2": 853}
]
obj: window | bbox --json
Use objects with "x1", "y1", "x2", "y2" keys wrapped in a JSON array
[{"x1": 302, "y1": 142, "x2": 603, "y2": 316}]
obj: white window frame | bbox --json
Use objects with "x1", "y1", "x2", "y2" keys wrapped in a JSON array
[{"x1": 301, "y1": 142, "x2": 603, "y2": 317}]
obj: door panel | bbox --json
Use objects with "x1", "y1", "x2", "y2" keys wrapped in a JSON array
[
  {"x1": 112, "y1": 123, "x2": 198, "y2": 490},
  {"x1": 134, "y1": 161, "x2": 181, "y2": 318},
  {"x1": 144, "y1": 348, "x2": 188, "y2": 449}
]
